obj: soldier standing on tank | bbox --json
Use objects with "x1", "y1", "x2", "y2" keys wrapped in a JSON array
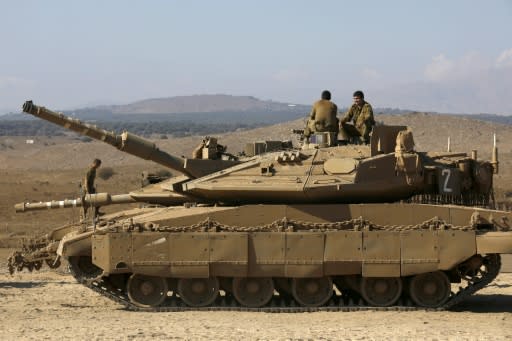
[
  {"x1": 340, "y1": 90, "x2": 375, "y2": 144},
  {"x1": 82, "y1": 158, "x2": 102, "y2": 219},
  {"x1": 304, "y1": 90, "x2": 339, "y2": 140}
]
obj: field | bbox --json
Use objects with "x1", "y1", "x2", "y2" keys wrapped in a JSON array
[{"x1": 0, "y1": 269, "x2": 510, "y2": 340}]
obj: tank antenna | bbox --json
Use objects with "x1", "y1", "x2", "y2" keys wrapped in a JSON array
[
  {"x1": 447, "y1": 136, "x2": 451, "y2": 152},
  {"x1": 492, "y1": 132, "x2": 499, "y2": 174},
  {"x1": 377, "y1": 138, "x2": 383, "y2": 154}
]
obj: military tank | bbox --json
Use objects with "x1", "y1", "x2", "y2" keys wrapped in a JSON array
[{"x1": 8, "y1": 100, "x2": 512, "y2": 312}]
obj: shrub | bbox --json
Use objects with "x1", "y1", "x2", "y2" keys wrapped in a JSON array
[
  {"x1": 2, "y1": 139, "x2": 14, "y2": 149},
  {"x1": 98, "y1": 167, "x2": 115, "y2": 180},
  {"x1": 79, "y1": 136, "x2": 93, "y2": 143},
  {"x1": 155, "y1": 169, "x2": 172, "y2": 178}
]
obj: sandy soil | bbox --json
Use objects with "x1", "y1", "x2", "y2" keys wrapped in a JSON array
[{"x1": 0, "y1": 267, "x2": 511, "y2": 341}]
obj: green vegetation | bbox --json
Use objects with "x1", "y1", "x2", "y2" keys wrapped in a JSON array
[
  {"x1": 155, "y1": 169, "x2": 172, "y2": 178},
  {"x1": 1, "y1": 107, "x2": 511, "y2": 137},
  {"x1": 0, "y1": 119, "x2": 264, "y2": 137}
]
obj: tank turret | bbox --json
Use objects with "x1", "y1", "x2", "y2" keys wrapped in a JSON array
[{"x1": 19, "y1": 101, "x2": 499, "y2": 207}]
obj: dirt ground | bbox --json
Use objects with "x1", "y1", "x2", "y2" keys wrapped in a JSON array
[
  {"x1": 0, "y1": 266, "x2": 511, "y2": 340},
  {"x1": 1, "y1": 115, "x2": 512, "y2": 340}
]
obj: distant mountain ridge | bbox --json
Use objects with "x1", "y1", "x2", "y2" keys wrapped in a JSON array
[
  {"x1": 64, "y1": 94, "x2": 312, "y2": 123},
  {"x1": 92, "y1": 94, "x2": 307, "y2": 114},
  {"x1": 2, "y1": 94, "x2": 512, "y2": 128}
]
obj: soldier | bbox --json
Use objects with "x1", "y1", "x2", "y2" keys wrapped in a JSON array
[
  {"x1": 82, "y1": 158, "x2": 102, "y2": 218},
  {"x1": 304, "y1": 90, "x2": 339, "y2": 139},
  {"x1": 340, "y1": 90, "x2": 375, "y2": 144}
]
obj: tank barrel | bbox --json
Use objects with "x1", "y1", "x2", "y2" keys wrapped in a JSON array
[
  {"x1": 14, "y1": 193, "x2": 136, "y2": 213},
  {"x1": 119, "y1": 131, "x2": 190, "y2": 176},
  {"x1": 22, "y1": 101, "x2": 194, "y2": 178}
]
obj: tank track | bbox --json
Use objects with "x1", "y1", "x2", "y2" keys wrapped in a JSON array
[{"x1": 74, "y1": 254, "x2": 501, "y2": 313}]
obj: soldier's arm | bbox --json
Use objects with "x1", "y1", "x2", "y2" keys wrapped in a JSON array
[
  {"x1": 340, "y1": 105, "x2": 353, "y2": 124},
  {"x1": 332, "y1": 104, "x2": 340, "y2": 132},
  {"x1": 308, "y1": 105, "x2": 316, "y2": 120},
  {"x1": 84, "y1": 170, "x2": 90, "y2": 187},
  {"x1": 363, "y1": 104, "x2": 375, "y2": 125},
  {"x1": 332, "y1": 104, "x2": 338, "y2": 116}
]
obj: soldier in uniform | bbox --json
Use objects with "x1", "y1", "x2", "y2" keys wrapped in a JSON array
[
  {"x1": 82, "y1": 158, "x2": 102, "y2": 218},
  {"x1": 340, "y1": 90, "x2": 375, "y2": 144},
  {"x1": 304, "y1": 90, "x2": 339, "y2": 139}
]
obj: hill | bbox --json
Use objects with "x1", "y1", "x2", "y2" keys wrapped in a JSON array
[
  {"x1": 104, "y1": 94, "x2": 304, "y2": 114},
  {"x1": 0, "y1": 95, "x2": 312, "y2": 135}
]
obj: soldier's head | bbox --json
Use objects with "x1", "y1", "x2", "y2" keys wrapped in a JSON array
[
  {"x1": 321, "y1": 90, "x2": 331, "y2": 100},
  {"x1": 92, "y1": 158, "x2": 102, "y2": 169},
  {"x1": 353, "y1": 90, "x2": 365, "y2": 106}
]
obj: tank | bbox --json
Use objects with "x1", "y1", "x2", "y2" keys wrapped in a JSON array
[{"x1": 8, "y1": 100, "x2": 512, "y2": 311}]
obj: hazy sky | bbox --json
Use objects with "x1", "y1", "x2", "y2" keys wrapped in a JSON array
[{"x1": 1, "y1": 0, "x2": 512, "y2": 114}]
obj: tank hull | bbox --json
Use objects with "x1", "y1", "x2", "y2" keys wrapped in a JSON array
[{"x1": 54, "y1": 203, "x2": 512, "y2": 310}]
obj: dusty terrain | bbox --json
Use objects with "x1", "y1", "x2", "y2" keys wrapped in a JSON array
[
  {"x1": 0, "y1": 267, "x2": 511, "y2": 340},
  {"x1": 1, "y1": 113, "x2": 512, "y2": 340}
]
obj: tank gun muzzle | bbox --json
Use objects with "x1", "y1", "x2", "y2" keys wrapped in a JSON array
[{"x1": 23, "y1": 100, "x2": 35, "y2": 113}]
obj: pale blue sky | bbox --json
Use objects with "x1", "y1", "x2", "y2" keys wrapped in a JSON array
[{"x1": 1, "y1": 0, "x2": 512, "y2": 113}]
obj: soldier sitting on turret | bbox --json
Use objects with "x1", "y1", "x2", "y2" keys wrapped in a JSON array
[
  {"x1": 304, "y1": 90, "x2": 339, "y2": 141},
  {"x1": 339, "y1": 90, "x2": 375, "y2": 144}
]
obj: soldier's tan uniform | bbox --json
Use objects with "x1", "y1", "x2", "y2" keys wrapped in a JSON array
[
  {"x1": 82, "y1": 163, "x2": 100, "y2": 219},
  {"x1": 304, "y1": 99, "x2": 339, "y2": 137},
  {"x1": 340, "y1": 101, "x2": 375, "y2": 143},
  {"x1": 84, "y1": 167, "x2": 97, "y2": 194}
]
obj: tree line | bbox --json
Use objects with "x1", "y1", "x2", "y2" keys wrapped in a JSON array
[{"x1": 0, "y1": 120, "x2": 264, "y2": 137}]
